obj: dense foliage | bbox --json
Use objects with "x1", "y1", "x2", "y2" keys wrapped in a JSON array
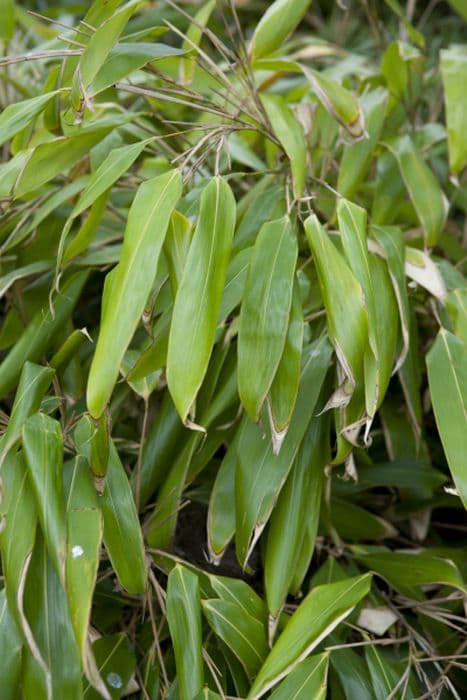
[{"x1": 0, "y1": 1, "x2": 466, "y2": 698}]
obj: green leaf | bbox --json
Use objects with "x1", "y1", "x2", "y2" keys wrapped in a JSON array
[
  {"x1": 180, "y1": 0, "x2": 216, "y2": 84},
  {"x1": 0, "y1": 91, "x2": 60, "y2": 147},
  {"x1": 0, "y1": 450, "x2": 37, "y2": 628},
  {"x1": 15, "y1": 131, "x2": 110, "y2": 197},
  {"x1": 207, "y1": 430, "x2": 239, "y2": 560},
  {"x1": 269, "y1": 653, "x2": 329, "y2": 700},
  {"x1": 22, "y1": 414, "x2": 67, "y2": 583},
  {"x1": 371, "y1": 226, "x2": 410, "y2": 372},
  {"x1": 238, "y1": 216, "x2": 297, "y2": 422},
  {"x1": 66, "y1": 508, "x2": 103, "y2": 660},
  {"x1": 84, "y1": 633, "x2": 136, "y2": 700},
  {"x1": 302, "y1": 66, "x2": 365, "y2": 137},
  {"x1": 87, "y1": 169, "x2": 182, "y2": 418},
  {"x1": 247, "y1": 574, "x2": 372, "y2": 699},
  {"x1": 426, "y1": 329, "x2": 467, "y2": 507},
  {"x1": 338, "y1": 88, "x2": 388, "y2": 198},
  {"x1": 446, "y1": 0, "x2": 467, "y2": 19},
  {"x1": 131, "y1": 391, "x2": 185, "y2": 508},
  {"x1": 101, "y1": 442, "x2": 147, "y2": 593},
  {"x1": 167, "y1": 566, "x2": 204, "y2": 700},
  {"x1": 352, "y1": 547, "x2": 465, "y2": 591},
  {"x1": 167, "y1": 176, "x2": 236, "y2": 422},
  {"x1": 261, "y1": 94, "x2": 306, "y2": 197},
  {"x1": 22, "y1": 537, "x2": 82, "y2": 700},
  {"x1": 236, "y1": 338, "x2": 332, "y2": 566},
  {"x1": 305, "y1": 215, "x2": 367, "y2": 391},
  {"x1": 337, "y1": 199, "x2": 378, "y2": 419},
  {"x1": 446, "y1": 287, "x2": 467, "y2": 345},
  {"x1": 384, "y1": 135, "x2": 447, "y2": 246},
  {"x1": 440, "y1": 46, "x2": 467, "y2": 174},
  {"x1": 71, "y1": 139, "x2": 151, "y2": 220},
  {"x1": 89, "y1": 42, "x2": 187, "y2": 94},
  {"x1": 208, "y1": 575, "x2": 267, "y2": 622},
  {"x1": 0, "y1": 271, "x2": 88, "y2": 400},
  {"x1": 0, "y1": 362, "x2": 54, "y2": 467},
  {"x1": 0, "y1": 589, "x2": 22, "y2": 700},
  {"x1": 268, "y1": 279, "x2": 304, "y2": 442},
  {"x1": 251, "y1": 0, "x2": 313, "y2": 60},
  {"x1": 0, "y1": 0, "x2": 15, "y2": 41},
  {"x1": 202, "y1": 599, "x2": 269, "y2": 679},
  {"x1": 365, "y1": 645, "x2": 410, "y2": 700},
  {"x1": 70, "y1": 0, "x2": 140, "y2": 110},
  {"x1": 265, "y1": 414, "x2": 330, "y2": 617}
]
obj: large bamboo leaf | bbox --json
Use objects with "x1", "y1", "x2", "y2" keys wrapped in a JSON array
[
  {"x1": 167, "y1": 566, "x2": 204, "y2": 700},
  {"x1": 265, "y1": 414, "x2": 330, "y2": 618},
  {"x1": 22, "y1": 537, "x2": 82, "y2": 700},
  {"x1": 302, "y1": 66, "x2": 365, "y2": 137},
  {"x1": 22, "y1": 414, "x2": 67, "y2": 584},
  {"x1": 101, "y1": 442, "x2": 147, "y2": 594},
  {"x1": 167, "y1": 177, "x2": 236, "y2": 423},
  {"x1": 261, "y1": 95, "x2": 306, "y2": 198},
  {"x1": 70, "y1": 0, "x2": 140, "y2": 110},
  {"x1": 0, "y1": 589, "x2": 22, "y2": 700},
  {"x1": 236, "y1": 337, "x2": 332, "y2": 566},
  {"x1": 0, "y1": 450, "x2": 37, "y2": 627},
  {"x1": 385, "y1": 135, "x2": 447, "y2": 246},
  {"x1": 0, "y1": 91, "x2": 60, "y2": 147},
  {"x1": 268, "y1": 281, "x2": 304, "y2": 446},
  {"x1": 305, "y1": 215, "x2": 367, "y2": 391},
  {"x1": 352, "y1": 547, "x2": 464, "y2": 592},
  {"x1": 440, "y1": 46, "x2": 467, "y2": 174},
  {"x1": 337, "y1": 199, "x2": 378, "y2": 419},
  {"x1": 426, "y1": 329, "x2": 467, "y2": 507},
  {"x1": 15, "y1": 131, "x2": 110, "y2": 197},
  {"x1": 66, "y1": 509, "x2": 103, "y2": 660},
  {"x1": 251, "y1": 0, "x2": 313, "y2": 60},
  {"x1": 202, "y1": 599, "x2": 269, "y2": 679},
  {"x1": 207, "y1": 427, "x2": 241, "y2": 560},
  {"x1": 269, "y1": 653, "x2": 329, "y2": 700},
  {"x1": 238, "y1": 216, "x2": 297, "y2": 422},
  {"x1": 247, "y1": 574, "x2": 372, "y2": 699},
  {"x1": 87, "y1": 169, "x2": 182, "y2": 418},
  {"x1": 338, "y1": 88, "x2": 388, "y2": 198},
  {"x1": 0, "y1": 362, "x2": 54, "y2": 467}
]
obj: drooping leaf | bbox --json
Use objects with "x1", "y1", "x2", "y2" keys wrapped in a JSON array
[
  {"x1": 247, "y1": 574, "x2": 372, "y2": 699},
  {"x1": 268, "y1": 280, "x2": 304, "y2": 444},
  {"x1": 269, "y1": 653, "x2": 329, "y2": 700},
  {"x1": 167, "y1": 566, "x2": 204, "y2": 700},
  {"x1": 261, "y1": 94, "x2": 306, "y2": 198},
  {"x1": 0, "y1": 91, "x2": 61, "y2": 147},
  {"x1": 384, "y1": 135, "x2": 447, "y2": 246},
  {"x1": 251, "y1": 0, "x2": 313, "y2": 60},
  {"x1": 238, "y1": 216, "x2": 297, "y2": 422},
  {"x1": 87, "y1": 169, "x2": 182, "y2": 418},
  {"x1": 305, "y1": 215, "x2": 367, "y2": 391},
  {"x1": 0, "y1": 362, "x2": 54, "y2": 467},
  {"x1": 15, "y1": 131, "x2": 110, "y2": 197},
  {"x1": 22, "y1": 414, "x2": 67, "y2": 583},
  {"x1": 100, "y1": 442, "x2": 147, "y2": 594},
  {"x1": 426, "y1": 329, "x2": 467, "y2": 507},
  {"x1": 265, "y1": 414, "x2": 330, "y2": 617},
  {"x1": 0, "y1": 589, "x2": 22, "y2": 700},
  {"x1": 167, "y1": 176, "x2": 236, "y2": 423},
  {"x1": 202, "y1": 599, "x2": 269, "y2": 679},
  {"x1": 236, "y1": 337, "x2": 332, "y2": 566}
]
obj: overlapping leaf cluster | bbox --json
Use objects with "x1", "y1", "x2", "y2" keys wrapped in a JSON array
[{"x1": 0, "y1": 1, "x2": 466, "y2": 698}]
